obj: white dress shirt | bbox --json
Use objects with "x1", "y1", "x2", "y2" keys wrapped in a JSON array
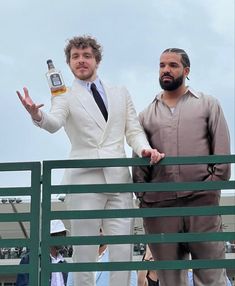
[
  {"x1": 76, "y1": 77, "x2": 108, "y2": 110},
  {"x1": 51, "y1": 253, "x2": 65, "y2": 286}
]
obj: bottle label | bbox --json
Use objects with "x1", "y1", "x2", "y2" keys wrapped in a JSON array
[{"x1": 50, "y1": 73, "x2": 63, "y2": 87}]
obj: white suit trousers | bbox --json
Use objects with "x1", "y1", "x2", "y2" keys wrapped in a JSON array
[{"x1": 66, "y1": 192, "x2": 134, "y2": 286}]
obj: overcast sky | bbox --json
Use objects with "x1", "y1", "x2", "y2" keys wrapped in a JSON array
[{"x1": 0, "y1": 0, "x2": 234, "y2": 187}]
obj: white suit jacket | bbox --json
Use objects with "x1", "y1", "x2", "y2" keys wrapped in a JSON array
[{"x1": 36, "y1": 79, "x2": 151, "y2": 185}]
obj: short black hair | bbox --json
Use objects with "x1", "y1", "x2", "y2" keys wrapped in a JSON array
[{"x1": 162, "y1": 48, "x2": 190, "y2": 68}]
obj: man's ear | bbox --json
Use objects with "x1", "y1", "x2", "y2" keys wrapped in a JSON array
[{"x1": 184, "y1": 67, "x2": 190, "y2": 77}]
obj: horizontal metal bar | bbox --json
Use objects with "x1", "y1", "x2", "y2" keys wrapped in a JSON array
[
  {"x1": 48, "y1": 180, "x2": 235, "y2": 193},
  {"x1": 47, "y1": 259, "x2": 235, "y2": 272},
  {"x1": 0, "y1": 187, "x2": 32, "y2": 195},
  {"x1": 43, "y1": 155, "x2": 235, "y2": 169},
  {"x1": 0, "y1": 212, "x2": 31, "y2": 222},
  {"x1": 0, "y1": 238, "x2": 31, "y2": 248},
  {"x1": 45, "y1": 232, "x2": 235, "y2": 246},
  {"x1": 0, "y1": 161, "x2": 40, "y2": 172},
  {"x1": 49, "y1": 206, "x2": 235, "y2": 220},
  {"x1": 1, "y1": 259, "x2": 234, "y2": 274},
  {"x1": 0, "y1": 263, "x2": 30, "y2": 274}
]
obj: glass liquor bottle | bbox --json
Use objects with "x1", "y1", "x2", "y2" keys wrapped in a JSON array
[{"x1": 46, "y1": 59, "x2": 67, "y2": 96}]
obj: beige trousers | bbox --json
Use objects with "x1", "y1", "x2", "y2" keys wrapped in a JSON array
[{"x1": 142, "y1": 192, "x2": 227, "y2": 286}]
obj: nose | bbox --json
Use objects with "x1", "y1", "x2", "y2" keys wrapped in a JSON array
[
  {"x1": 78, "y1": 57, "x2": 85, "y2": 64},
  {"x1": 162, "y1": 65, "x2": 171, "y2": 73}
]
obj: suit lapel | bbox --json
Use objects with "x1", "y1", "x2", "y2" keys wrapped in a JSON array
[{"x1": 71, "y1": 79, "x2": 107, "y2": 130}]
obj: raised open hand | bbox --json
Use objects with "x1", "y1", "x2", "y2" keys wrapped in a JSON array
[{"x1": 16, "y1": 87, "x2": 44, "y2": 121}]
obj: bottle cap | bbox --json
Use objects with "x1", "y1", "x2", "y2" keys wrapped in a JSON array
[{"x1": 47, "y1": 59, "x2": 55, "y2": 69}]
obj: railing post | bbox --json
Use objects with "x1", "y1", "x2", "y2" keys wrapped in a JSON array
[
  {"x1": 0, "y1": 161, "x2": 41, "y2": 286},
  {"x1": 28, "y1": 162, "x2": 41, "y2": 285},
  {"x1": 40, "y1": 161, "x2": 53, "y2": 286}
]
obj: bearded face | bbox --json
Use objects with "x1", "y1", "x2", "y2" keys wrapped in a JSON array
[{"x1": 159, "y1": 73, "x2": 184, "y2": 91}]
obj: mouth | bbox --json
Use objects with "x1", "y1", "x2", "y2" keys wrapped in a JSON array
[
  {"x1": 161, "y1": 75, "x2": 173, "y2": 81},
  {"x1": 77, "y1": 66, "x2": 88, "y2": 71}
]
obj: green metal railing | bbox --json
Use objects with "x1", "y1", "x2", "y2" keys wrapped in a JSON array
[
  {"x1": 40, "y1": 155, "x2": 235, "y2": 285},
  {"x1": 0, "y1": 161, "x2": 41, "y2": 285},
  {"x1": 0, "y1": 155, "x2": 234, "y2": 285}
]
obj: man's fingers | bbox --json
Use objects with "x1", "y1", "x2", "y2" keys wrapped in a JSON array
[
  {"x1": 23, "y1": 87, "x2": 29, "y2": 98},
  {"x1": 16, "y1": 90, "x2": 21, "y2": 98},
  {"x1": 17, "y1": 88, "x2": 43, "y2": 110},
  {"x1": 17, "y1": 88, "x2": 43, "y2": 121},
  {"x1": 141, "y1": 149, "x2": 165, "y2": 164},
  {"x1": 36, "y1": 104, "x2": 44, "y2": 109},
  {"x1": 151, "y1": 152, "x2": 165, "y2": 161},
  {"x1": 141, "y1": 149, "x2": 150, "y2": 157},
  {"x1": 16, "y1": 90, "x2": 24, "y2": 102}
]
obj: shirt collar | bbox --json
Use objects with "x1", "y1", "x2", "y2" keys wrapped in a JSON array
[
  {"x1": 76, "y1": 77, "x2": 102, "y2": 91},
  {"x1": 155, "y1": 86, "x2": 200, "y2": 102},
  {"x1": 50, "y1": 253, "x2": 64, "y2": 263}
]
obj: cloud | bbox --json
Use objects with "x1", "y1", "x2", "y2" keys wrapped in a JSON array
[
  {"x1": 0, "y1": 54, "x2": 15, "y2": 66},
  {"x1": 0, "y1": 0, "x2": 234, "y2": 173}
]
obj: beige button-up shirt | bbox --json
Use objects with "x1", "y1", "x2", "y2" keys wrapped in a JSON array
[{"x1": 133, "y1": 87, "x2": 231, "y2": 203}]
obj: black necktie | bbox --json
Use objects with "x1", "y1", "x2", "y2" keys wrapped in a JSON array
[{"x1": 90, "y1": 83, "x2": 108, "y2": 121}]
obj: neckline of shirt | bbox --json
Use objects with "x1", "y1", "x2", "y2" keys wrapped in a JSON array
[
  {"x1": 76, "y1": 77, "x2": 102, "y2": 91},
  {"x1": 156, "y1": 86, "x2": 200, "y2": 102},
  {"x1": 50, "y1": 253, "x2": 64, "y2": 263}
]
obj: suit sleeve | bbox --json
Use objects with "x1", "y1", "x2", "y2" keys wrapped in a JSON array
[
  {"x1": 124, "y1": 88, "x2": 151, "y2": 157},
  {"x1": 33, "y1": 92, "x2": 69, "y2": 133},
  {"x1": 132, "y1": 111, "x2": 152, "y2": 198},
  {"x1": 207, "y1": 98, "x2": 231, "y2": 181}
]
